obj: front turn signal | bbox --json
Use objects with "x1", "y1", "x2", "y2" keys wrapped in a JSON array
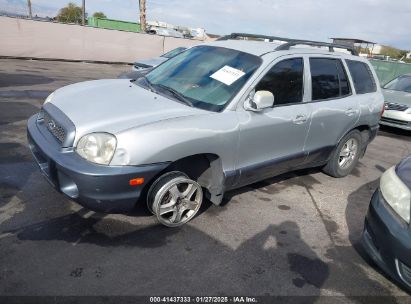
[{"x1": 129, "y1": 178, "x2": 144, "y2": 186}]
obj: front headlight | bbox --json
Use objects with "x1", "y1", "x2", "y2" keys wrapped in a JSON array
[
  {"x1": 380, "y1": 166, "x2": 411, "y2": 223},
  {"x1": 44, "y1": 92, "x2": 54, "y2": 104},
  {"x1": 76, "y1": 133, "x2": 117, "y2": 165}
]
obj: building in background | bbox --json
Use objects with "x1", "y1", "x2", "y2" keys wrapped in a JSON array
[
  {"x1": 330, "y1": 37, "x2": 376, "y2": 57},
  {"x1": 87, "y1": 17, "x2": 141, "y2": 32},
  {"x1": 88, "y1": 17, "x2": 208, "y2": 40}
]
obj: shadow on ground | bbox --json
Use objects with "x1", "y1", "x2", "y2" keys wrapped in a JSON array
[
  {"x1": 379, "y1": 125, "x2": 410, "y2": 141},
  {"x1": 0, "y1": 159, "x2": 400, "y2": 298},
  {"x1": 346, "y1": 176, "x2": 411, "y2": 296},
  {"x1": 0, "y1": 73, "x2": 54, "y2": 87},
  {"x1": 0, "y1": 102, "x2": 39, "y2": 125}
]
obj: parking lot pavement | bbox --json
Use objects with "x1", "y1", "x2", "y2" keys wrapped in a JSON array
[{"x1": 0, "y1": 59, "x2": 410, "y2": 299}]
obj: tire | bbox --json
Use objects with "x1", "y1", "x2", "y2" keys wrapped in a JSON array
[
  {"x1": 323, "y1": 130, "x2": 362, "y2": 178},
  {"x1": 146, "y1": 171, "x2": 203, "y2": 227},
  {"x1": 146, "y1": 171, "x2": 187, "y2": 214}
]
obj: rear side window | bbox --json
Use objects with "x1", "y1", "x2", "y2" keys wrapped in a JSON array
[
  {"x1": 255, "y1": 58, "x2": 304, "y2": 105},
  {"x1": 346, "y1": 60, "x2": 377, "y2": 94},
  {"x1": 310, "y1": 58, "x2": 351, "y2": 101}
]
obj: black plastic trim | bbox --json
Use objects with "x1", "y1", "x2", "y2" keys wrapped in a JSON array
[{"x1": 236, "y1": 151, "x2": 307, "y2": 187}]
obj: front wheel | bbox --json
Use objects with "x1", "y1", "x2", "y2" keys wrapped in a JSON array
[
  {"x1": 147, "y1": 172, "x2": 203, "y2": 227},
  {"x1": 323, "y1": 130, "x2": 362, "y2": 178}
]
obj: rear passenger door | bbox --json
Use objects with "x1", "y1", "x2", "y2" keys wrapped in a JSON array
[
  {"x1": 345, "y1": 59, "x2": 380, "y2": 127},
  {"x1": 304, "y1": 57, "x2": 360, "y2": 164}
]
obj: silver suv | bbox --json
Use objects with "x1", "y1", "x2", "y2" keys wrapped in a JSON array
[{"x1": 27, "y1": 33, "x2": 384, "y2": 227}]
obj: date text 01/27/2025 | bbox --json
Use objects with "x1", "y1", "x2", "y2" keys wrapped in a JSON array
[{"x1": 149, "y1": 296, "x2": 258, "y2": 303}]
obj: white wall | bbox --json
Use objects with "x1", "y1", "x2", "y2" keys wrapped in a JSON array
[{"x1": 0, "y1": 17, "x2": 202, "y2": 63}]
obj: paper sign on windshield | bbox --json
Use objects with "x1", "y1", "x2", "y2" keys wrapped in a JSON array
[{"x1": 210, "y1": 65, "x2": 245, "y2": 86}]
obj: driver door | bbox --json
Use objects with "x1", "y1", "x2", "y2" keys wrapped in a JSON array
[{"x1": 235, "y1": 56, "x2": 311, "y2": 187}]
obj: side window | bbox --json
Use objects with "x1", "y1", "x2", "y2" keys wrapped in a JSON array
[
  {"x1": 255, "y1": 58, "x2": 304, "y2": 105},
  {"x1": 310, "y1": 58, "x2": 351, "y2": 101},
  {"x1": 346, "y1": 60, "x2": 377, "y2": 94}
]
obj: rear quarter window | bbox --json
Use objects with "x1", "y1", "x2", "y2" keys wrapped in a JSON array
[{"x1": 346, "y1": 60, "x2": 377, "y2": 94}]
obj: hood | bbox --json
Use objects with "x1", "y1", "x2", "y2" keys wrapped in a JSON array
[
  {"x1": 134, "y1": 57, "x2": 167, "y2": 68},
  {"x1": 382, "y1": 89, "x2": 411, "y2": 107},
  {"x1": 50, "y1": 79, "x2": 206, "y2": 141},
  {"x1": 396, "y1": 155, "x2": 411, "y2": 189}
]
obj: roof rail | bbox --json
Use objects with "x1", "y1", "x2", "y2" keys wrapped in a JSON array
[
  {"x1": 276, "y1": 40, "x2": 358, "y2": 55},
  {"x1": 216, "y1": 32, "x2": 358, "y2": 56},
  {"x1": 216, "y1": 32, "x2": 294, "y2": 42}
]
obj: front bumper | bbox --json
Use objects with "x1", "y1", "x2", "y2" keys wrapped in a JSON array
[
  {"x1": 362, "y1": 189, "x2": 411, "y2": 293},
  {"x1": 380, "y1": 111, "x2": 411, "y2": 131},
  {"x1": 27, "y1": 114, "x2": 169, "y2": 213}
]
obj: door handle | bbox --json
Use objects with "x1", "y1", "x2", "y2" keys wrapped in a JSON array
[
  {"x1": 293, "y1": 114, "x2": 307, "y2": 124},
  {"x1": 345, "y1": 108, "x2": 357, "y2": 116}
]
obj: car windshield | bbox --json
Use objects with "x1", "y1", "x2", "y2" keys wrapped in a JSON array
[
  {"x1": 383, "y1": 75, "x2": 411, "y2": 93},
  {"x1": 161, "y1": 47, "x2": 187, "y2": 59},
  {"x1": 145, "y1": 45, "x2": 262, "y2": 112}
]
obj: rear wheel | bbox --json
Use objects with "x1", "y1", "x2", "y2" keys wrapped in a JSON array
[
  {"x1": 323, "y1": 130, "x2": 362, "y2": 177},
  {"x1": 147, "y1": 171, "x2": 203, "y2": 227}
]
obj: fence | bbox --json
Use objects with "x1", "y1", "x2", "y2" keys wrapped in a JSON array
[
  {"x1": 370, "y1": 59, "x2": 411, "y2": 85},
  {"x1": 0, "y1": 16, "x2": 201, "y2": 63}
]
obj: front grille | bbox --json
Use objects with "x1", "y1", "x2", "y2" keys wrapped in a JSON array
[
  {"x1": 41, "y1": 110, "x2": 66, "y2": 143},
  {"x1": 380, "y1": 117, "x2": 409, "y2": 126},
  {"x1": 385, "y1": 102, "x2": 409, "y2": 112}
]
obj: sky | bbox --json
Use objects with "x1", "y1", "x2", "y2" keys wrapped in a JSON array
[{"x1": 1, "y1": 0, "x2": 410, "y2": 50}]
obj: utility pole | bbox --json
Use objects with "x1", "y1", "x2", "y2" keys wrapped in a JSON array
[
  {"x1": 139, "y1": 0, "x2": 146, "y2": 32},
  {"x1": 82, "y1": 0, "x2": 86, "y2": 25},
  {"x1": 27, "y1": 0, "x2": 32, "y2": 19}
]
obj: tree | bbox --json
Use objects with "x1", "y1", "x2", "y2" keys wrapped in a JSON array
[
  {"x1": 92, "y1": 11, "x2": 107, "y2": 19},
  {"x1": 379, "y1": 45, "x2": 406, "y2": 60},
  {"x1": 56, "y1": 2, "x2": 82, "y2": 24}
]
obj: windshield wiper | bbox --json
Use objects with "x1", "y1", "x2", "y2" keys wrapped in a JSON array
[
  {"x1": 153, "y1": 84, "x2": 193, "y2": 107},
  {"x1": 140, "y1": 76, "x2": 157, "y2": 93}
]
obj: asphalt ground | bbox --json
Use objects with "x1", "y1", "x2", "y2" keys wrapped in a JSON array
[{"x1": 0, "y1": 59, "x2": 410, "y2": 302}]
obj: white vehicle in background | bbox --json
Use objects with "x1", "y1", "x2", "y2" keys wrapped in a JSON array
[
  {"x1": 132, "y1": 47, "x2": 187, "y2": 71},
  {"x1": 118, "y1": 47, "x2": 188, "y2": 79},
  {"x1": 380, "y1": 74, "x2": 411, "y2": 130},
  {"x1": 147, "y1": 27, "x2": 184, "y2": 38}
]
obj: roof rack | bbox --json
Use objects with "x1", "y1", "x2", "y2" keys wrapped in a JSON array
[
  {"x1": 276, "y1": 40, "x2": 358, "y2": 55},
  {"x1": 216, "y1": 33, "x2": 294, "y2": 42},
  {"x1": 216, "y1": 33, "x2": 358, "y2": 56}
]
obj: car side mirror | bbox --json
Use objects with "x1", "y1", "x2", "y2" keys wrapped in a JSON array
[{"x1": 244, "y1": 90, "x2": 274, "y2": 112}]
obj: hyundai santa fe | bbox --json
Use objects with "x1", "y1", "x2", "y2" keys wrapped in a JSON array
[{"x1": 27, "y1": 33, "x2": 384, "y2": 227}]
